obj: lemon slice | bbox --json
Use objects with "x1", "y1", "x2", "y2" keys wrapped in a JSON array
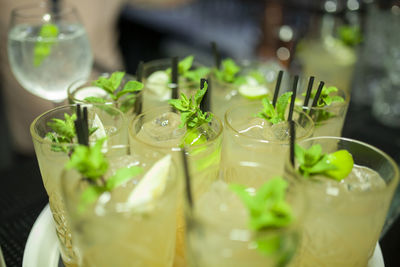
[
  {"x1": 126, "y1": 154, "x2": 172, "y2": 212},
  {"x1": 147, "y1": 71, "x2": 170, "y2": 98},
  {"x1": 90, "y1": 114, "x2": 107, "y2": 149}
]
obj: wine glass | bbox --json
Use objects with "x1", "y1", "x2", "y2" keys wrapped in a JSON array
[{"x1": 7, "y1": 2, "x2": 93, "y2": 104}]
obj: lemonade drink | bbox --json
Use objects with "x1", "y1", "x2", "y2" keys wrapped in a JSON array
[
  {"x1": 210, "y1": 59, "x2": 285, "y2": 119},
  {"x1": 222, "y1": 102, "x2": 314, "y2": 184},
  {"x1": 62, "y1": 147, "x2": 178, "y2": 267},
  {"x1": 129, "y1": 106, "x2": 223, "y2": 266},
  {"x1": 186, "y1": 165, "x2": 305, "y2": 267},
  {"x1": 285, "y1": 137, "x2": 399, "y2": 267},
  {"x1": 67, "y1": 73, "x2": 143, "y2": 122},
  {"x1": 30, "y1": 104, "x2": 127, "y2": 266}
]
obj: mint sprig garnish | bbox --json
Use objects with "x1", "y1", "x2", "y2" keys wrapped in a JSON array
[
  {"x1": 256, "y1": 92, "x2": 292, "y2": 124},
  {"x1": 34, "y1": 23, "x2": 59, "y2": 67},
  {"x1": 306, "y1": 86, "x2": 344, "y2": 108},
  {"x1": 166, "y1": 55, "x2": 210, "y2": 83},
  {"x1": 65, "y1": 138, "x2": 143, "y2": 213},
  {"x1": 86, "y1": 72, "x2": 143, "y2": 113},
  {"x1": 295, "y1": 144, "x2": 354, "y2": 181},
  {"x1": 230, "y1": 177, "x2": 293, "y2": 231},
  {"x1": 230, "y1": 177, "x2": 293, "y2": 260},
  {"x1": 168, "y1": 82, "x2": 213, "y2": 129},
  {"x1": 168, "y1": 81, "x2": 213, "y2": 146},
  {"x1": 213, "y1": 58, "x2": 246, "y2": 85},
  {"x1": 45, "y1": 113, "x2": 97, "y2": 153},
  {"x1": 337, "y1": 25, "x2": 362, "y2": 47}
]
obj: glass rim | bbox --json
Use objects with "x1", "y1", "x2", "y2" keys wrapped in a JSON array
[
  {"x1": 129, "y1": 106, "x2": 223, "y2": 150},
  {"x1": 285, "y1": 136, "x2": 400, "y2": 195},
  {"x1": 11, "y1": 2, "x2": 77, "y2": 20},
  {"x1": 67, "y1": 74, "x2": 143, "y2": 105},
  {"x1": 30, "y1": 103, "x2": 126, "y2": 146},
  {"x1": 224, "y1": 102, "x2": 315, "y2": 145}
]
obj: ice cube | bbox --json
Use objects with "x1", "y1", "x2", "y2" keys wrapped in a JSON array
[
  {"x1": 141, "y1": 112, "x2": 185, "y2": 142},
  {"x1": 340, "y1": 165, "x2": 386, "y2": 192}
]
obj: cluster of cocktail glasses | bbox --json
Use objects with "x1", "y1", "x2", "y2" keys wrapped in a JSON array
[{"x1": 8, "y1": 3, "x2": 399, "y2": 267}]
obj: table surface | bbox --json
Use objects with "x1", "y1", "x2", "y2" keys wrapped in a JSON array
[{"x1": 0, "y1": 102, "x2": 400, "y2": 267}]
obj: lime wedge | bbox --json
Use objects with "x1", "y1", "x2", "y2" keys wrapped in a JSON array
[
  {"x1": 126, "y1": 154, "x2": 172, "y2": 212},
  {"x1": 238, "y1": 76, "x2": 269, "y2": 99},
  {"x1": 324, "y1": 150, "x2": 354, "y2": 181},
  {"x1": 75, "y1": 86, "x2": 108, "y2": 101}
]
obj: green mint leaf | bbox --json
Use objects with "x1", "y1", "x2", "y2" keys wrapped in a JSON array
[
  {"x1": 78, "y1": 185, "x2": 106, "y2": 214},
  {"x1": 230, "y1": 177, "x2": 293, "y2": 232},
  {"x1": 169, "y1": 84, "x2": 213, "y2": 131},
  {"x1": 65, "y1": 138, "x2": 109, "y2": 180},
  {"x1": 233, "y1": 76, "x2": 247, "y2": 86},
  {"x1": 116, "y1": 81, "x2": 143, "y2": 99},
  {"x1": 84, "y1": 96, "x2": 107, "y2": 104},
  {"x1": 330, "y1": 95, "x2": 345, "y2": 103},
  {"x1": 178, "y1": 55, "x2": 194, "y2": 74},
  {"x1": 194, "y1": 81, "x2": 207, "y2": 107},
  {"x1": 92, "y1": 71, "x2": 125, "y2": 96},
  {"x1": 295, "y1": 144, "x2": 354, "y2": 180},
  {"x1": 183, "y1": 67, "x2": 210, "y2": 82},
  {"x1": 214, "y1": 58, "x2": 241, "y2": 83},
  {"x1": 47, "y1": 113, "x2": 77, "y2": 142},
  {"x1": 276, "y1": 92, "x2": 293, "y2": 121},
  {"x1": 106, "y1": 166, "x2": 144, "y2": 190},
  {"x1": 34, "y1": 23, "x2": 59, "y2": 67}
]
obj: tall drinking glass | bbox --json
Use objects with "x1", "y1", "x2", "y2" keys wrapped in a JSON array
[
  {"x1": 30, "y1": 104, "x2": 127, "y2": 266},
  {"x1": 62, "y1": 145, "x2": 178, "y2": 267},
  {"x1": 129, "y1": 106, "x2": 223, "y2": 266},
  {"x1": 284, "y1": 137, "x2": 399, "y2": 266},
  {"x1": 8, "y1": 2, "x2": 92, "y2": 104},
  {"x1": 185, "y1": 163, "x2": 305, "y2": 267},
  {"x1": 222, "y1": 102, "x2": 314, "y2": 185}
]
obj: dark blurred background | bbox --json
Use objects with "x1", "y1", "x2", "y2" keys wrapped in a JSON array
[{"x1": 1, "y1": 0, "x2": 400, "y2": 266}]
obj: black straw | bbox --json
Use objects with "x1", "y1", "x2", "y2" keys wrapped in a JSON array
[
  {"x1": 309, "y1": 81, "x2": 325, "y2": 118},
  {"x1": 181, "y1": 149, "x2": 194, "y2": 209},
  {"x1": 211, "y1": 42, "x2": 221, "y2": 70},
  {"x1": 199, "y1": 78, "x2": 211, "y2": 113},
  {"x1": 302, "y1": 76, "x2": 314, "y2": 109},
  {"x1": 74, "y1": 104, "x2": 89, "y2": 146},
  {"x1": 287, "y1": 75, "x2": 299, "y2": 122},
  {"x1": 171, "y1": 57, "x2": 179, "y2": 100},
  {"x1": 272, "y1": 70, "x2": 284, "y2": 107},
  {"x1": 135, "y1": 61, "x2": 144, "y2": 115},
  {"x1": 289, "y1": 120, "x2": 296, "y2": 167}
]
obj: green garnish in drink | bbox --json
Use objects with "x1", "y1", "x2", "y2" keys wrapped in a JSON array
[
  {"x1": 34, "y1": 23, "x2": 59, "y2": 67},
  {"x1": 168, "y1": 81, "x2": 213, "y2": 146},
  {"x1": 87, "y1": 71, "x2": 143, "y2": 113},
  {"x1": 66, "y1": 138, "x2": 144, "y2": 213},
  {"x1": 213, "y1": 58, "x2": 245, "y2": 85},
  {"x1": 230, "y1": 177, "x2": 294, "y2": 262},
  {"x1": 337, "y1": 25, "x2": 363, "y2": 47},
  {"x1": 255, "y1": 92, "x2": 293, "y2": 124},
  {"x1": 166, "y1": 55, "x2": 210, "y2": 83},
  {"x1": 304, "y1": 86, "x2": 344, "y2": 122},
  {"x1": 45, "y1": 113, "x2": 98, "y2": 152},
  {"x1": 295, "y1": 144, "x2": 354, "y2": 181}
]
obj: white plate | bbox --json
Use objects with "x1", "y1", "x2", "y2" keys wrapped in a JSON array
[{"x1": 23, "y1": 204, "x2": 386, "y2": 267}]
